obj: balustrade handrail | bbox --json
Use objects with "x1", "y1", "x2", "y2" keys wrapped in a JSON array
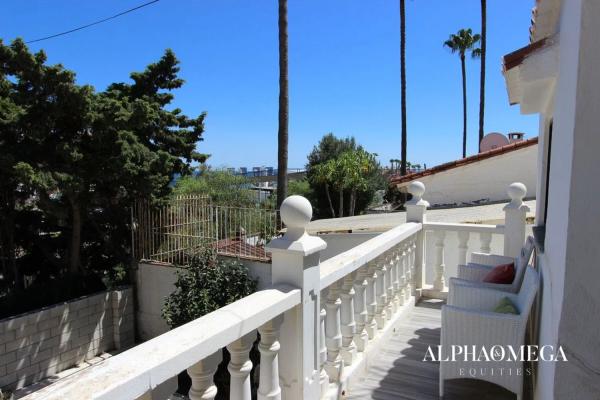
[
  {"x1": 423, "y1": 221, "x2": 505, "y2": 234},
  {"x1": 25, "y1": 285, "x2": 300, "y2": 400},
  {"x1": 320, "y1": 222, "x2": 422, "y2": 289}
]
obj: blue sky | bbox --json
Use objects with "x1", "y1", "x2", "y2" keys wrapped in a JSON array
[{"x1": 2, "y1": 0, "x2": 537, "y2": 170}]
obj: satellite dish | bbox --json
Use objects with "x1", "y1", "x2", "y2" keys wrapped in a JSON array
[{"x1": 480, "y1": 132, "x2": 510, "y2": 153}]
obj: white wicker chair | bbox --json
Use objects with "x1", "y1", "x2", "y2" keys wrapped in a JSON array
[
  {"x1": 440, "y1": 267, "x2": 539, "y2": 400},
  {"x1": 449, "y1": 236, "x2": 535, "y2": 296}
]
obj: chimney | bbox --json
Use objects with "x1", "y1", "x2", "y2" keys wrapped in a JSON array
[{"x1": 508, "y1": 132, "x2": 525, "y2": 143}]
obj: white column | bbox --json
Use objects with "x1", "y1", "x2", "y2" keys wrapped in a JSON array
[
  {"x1": 353, "y1": 268, "x2": 369, "y2": 351},
  {"x1": 433, "y1": 230, "x2": 446, "y2": 291},
  {"x1": 339, "y1": 275, "x2": 357, "y2": 365},
  {"x1": 365, "y1": 261, "x2": 378, "y2": 339},
  {"x1": 375, "y1": 256, "x2": 388, "y2": 329},
  {"x1": 187, "y1": 351, "x2": 222, "y2": 400},
  {"x1": 385, "y1": 253, "x2": 394, "y2": 321},
  {"x1": 503, "y1": 183, "x2": 530, "y2": 258},
  {"x1": 266, "y1": 195, "x2": 326, "y2": 399},
  {"x1": 227, "y1": 333, "x2": 255, "y2": 400},
  {"x1": 399, "y1": 246, "x2": 407, "y2": 304},
  {"x1": 324, "y1": 283, "x2": 342, "y2": 381},
  {"x1": 410, "y1": 239, "x2": 417, "y2": 296},
  {"x1": 479, "y1": 231, "x2": 492, "y2": 254},
  {"x1": 318, "y1": 297, "x2": 329, "y2": 396},
  {"x1": 457, "y1": 231, "x2": 470, "y2": 266},
  {"x1": 405, "y1": 181, "x2": 428, "y2": 297},
  {"x1": 391, "y1": 249, "x2": 402, "y2": 310},
  {"x1": 258, "y1": 317, "x2": 283, "y2": 400}
]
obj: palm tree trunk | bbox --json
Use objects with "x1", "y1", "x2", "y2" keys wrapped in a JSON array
[
  {"x1": 325, "y1": 183, "x2": 335, "y2": 217},
  {"x1": 276, "y1": 0, "x2": 289, "y2": 210},
  {"x1": 479, "y1": 0, "x2": 487, "y2": 151},
  {"x1": 461, "y1": 54, "x2": 467, "y2": 158},
  {"x1": 338, "y1": 188, "x2": 344, "y2": 218},
  {"x1": 400, "y1": 0, "x2": 407, "y2": 176}
]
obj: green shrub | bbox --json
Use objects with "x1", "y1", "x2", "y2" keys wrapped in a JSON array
[{"x1": 161, "y1": 247, "x2": 259, "y2": 399}]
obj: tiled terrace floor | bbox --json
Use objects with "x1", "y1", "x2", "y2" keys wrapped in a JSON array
[{"x1": 346, "y1": 299, "x2": 516, "y2": 400}]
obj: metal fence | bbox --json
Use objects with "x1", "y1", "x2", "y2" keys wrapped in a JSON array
[{"x1": 131, "y1": 195, "x2": 281, "y2": 265}]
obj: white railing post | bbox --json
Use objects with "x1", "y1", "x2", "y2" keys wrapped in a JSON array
[
  {"x1": 266, "y1": 196, "x2": 326, "y2": 399},
  {"x1": 503, "y1": 183, "x2": 530, "y2": 258},
  {"x1": 433, "y1": 230, "x2": 446, "y2": 291},
  {"x1": 400, "y1": 246, "x2": 408, "y2": 304},
  {"x1": 391, "y1": 249, "x2": 402, "y2": 310},
  {"x1": 353, "y1": 268, "x2": 369, "y2": 351},
  {"x1": 324, "y1": 283, "x2": 342, "y2": 382},
  {"x1": 457, "y1": 231, "x2": 470, "y2": 266},
  {"x1": 479, "y1": 231, "x2": 492, "y2": 254},
  {"x1": 375, "y1": 256, "x2": 388, "y2": 328},
  {"x1": 318, "y1": 297, "x2": 330, "y2": 395},
  {"x1": 385, "y1": 252, "x2": 394, "y2": 321},
  {"x1": 405, "y1": 181, "x2": 428, "y2": 298},
  {"x1": 227, "y1": 333, "x2": 255, "y2": 400},
  {"x1": 365, "y1": 261, "x2": 378, "y2": 339},
  {"x1": 258, "y1": 317, "x2": 283, "y2": 400},
  {"x1": 187, "y1": 351, "x2": 222, "y2": 400},
  {"x1": 340, "y1": 275, "x2": 357, "y2": 365}
]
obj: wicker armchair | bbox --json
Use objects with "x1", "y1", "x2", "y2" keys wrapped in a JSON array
[
  {"x1": 440, "y1": 267, "x2": 539, "y2": 400},
  {"x1": 449, "y1": 236, "x2": 535, "y2": 297}
]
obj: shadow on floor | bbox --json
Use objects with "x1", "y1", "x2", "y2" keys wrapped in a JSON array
[{"x1": 348, "y1": 299, "x2": 517, "y2": 400}]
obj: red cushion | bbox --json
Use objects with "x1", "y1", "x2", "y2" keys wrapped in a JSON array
[{"x1": 482, "y1": 263, "x2": 515, "y2": 284}]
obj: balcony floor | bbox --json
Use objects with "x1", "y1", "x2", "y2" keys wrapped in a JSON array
[{"x1": 346, "y1": 299, "x2": 516, "y2": 400}]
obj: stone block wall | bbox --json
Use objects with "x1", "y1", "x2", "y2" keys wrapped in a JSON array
[{"x1": 0, "y1": 287, "x2": 134, "y2": 390}]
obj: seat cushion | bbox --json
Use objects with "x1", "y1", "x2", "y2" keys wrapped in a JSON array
[
  {"x1": 493, "y1": 297, "x2": 519, "y2": 314},
  {"x1": 482, "y1": 262, "x2": 515, "y2": 284}
]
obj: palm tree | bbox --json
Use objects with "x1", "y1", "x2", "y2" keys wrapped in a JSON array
[
  {"x1": 276, "y1": 0, "x2": 289, "y2": 210},
  {"x1": 444, "y1": 28, "x2": 481, "y2": 158},
  {"x1": 400, "y1": 0, "x2": 408, "y2": 176},
  {"x1": 479, "y1": 0, "x2": 487, "y2": 151}
]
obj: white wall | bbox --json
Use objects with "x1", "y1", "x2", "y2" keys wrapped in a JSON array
[
  {"x1": 136, "y1": 258, "x2": 273, "y2": 341},
  {"x1": 398, "y1": 144, "x2": 537, "y2": 207}
]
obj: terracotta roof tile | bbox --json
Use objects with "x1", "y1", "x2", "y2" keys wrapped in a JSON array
[
  {"x1": 389, "y1": 137, "x2": 538, "y2": 186},
  {"x1": 212, "y1": 238, "x2": 270, "y2": 261},
  {"x1": 503, "y1": 38, "x2": 548, "y2": 71}
]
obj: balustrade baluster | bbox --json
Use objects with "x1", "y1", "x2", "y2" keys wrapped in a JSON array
[
  {"x1": 411, "y1": 239, "x2": 417, "y2": 295},
  {"x1": 187, "y1": 351, "x2": 222, "y2": 400},
  {"x1": 324, "y1": 283, "x2": 343, "y2": 381},
  {"x1": 400, "y1": 246, "x2": 407, "y2": 304},
  {"x1": 394, "y1": 248, "x2": 404, "y2": 307},
  {"x1": 458, "y1": 231, "x2": 470, "y2": 266},
  {"x1": 258, "y1": 318, "x2": 283, "y2": 400},
  {"x1": 433, "y1": 230, "x2": 446, "y2": 291},
  {"x1": 375, "y1": 256, "x2": 388, "y2": 329},
  {"x1": 353, "y1": 268, "x2": 369, "y2": 351},
  {"x1": 227, "y1": 333, "x2": 255, "y2": 400},
  {"x1": 340, "y1": 275, "x2": 357, "y2": 364},
  {"x1": 365, "y1": 261, "x2": 378, "y2": 339},
  {"x1": 479, "y1": 231, "x2": 492, "y2": 253},
  {"x1": 319, "y1": 297, "x2": 330, "y2": 396},
  {"x1": 385, "y1": 253, "x2": 395, "y2": 320},
  {"x1": 406, "y1": 241, "x2": 413, "y2": 302}
]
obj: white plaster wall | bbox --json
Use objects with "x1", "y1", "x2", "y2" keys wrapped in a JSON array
[
  {"x1": 136, "y1": 258, "x2": 273, "y2": 341},
  {"x1": 398, "y1": 145, "x2": 537, "y2": 207}
]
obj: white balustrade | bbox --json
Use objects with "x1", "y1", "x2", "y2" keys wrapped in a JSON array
[
  {"x1": 188, "y1": 351, "x2": 222, "y2": 400},
  {"x1": 340, "y1": 275, "x2": 357, "y2": 364},
  {"x1": 257, "y1": 318, "x2": 283, "y2": 400},
  {"x1": 32, "y1": 183, "x2": 531, "y2": 400},
  {"x1": 353, "y1": 268, "x2": 369, "y2": 352},
  {"x1": 365, "y1": 261, "x2": 378, "y2": 339},
  {"x1": 227, "y1": 334, "x2": 255, "y2": 400},
  {"x1": 324, "y1": 283, "x2": 343, "y2": 381},
  {"x1": 433, "y1": 230, "x2": 447, "y2": 291}
]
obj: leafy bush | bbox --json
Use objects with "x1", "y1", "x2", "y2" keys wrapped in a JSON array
[{"x1": 162, "y1": 247, "x2": 259, "y2": 399}]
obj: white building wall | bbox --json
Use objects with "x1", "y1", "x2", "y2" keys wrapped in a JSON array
[{"x1": 398, "y1": 145, "x2": 537, "y2": 207}]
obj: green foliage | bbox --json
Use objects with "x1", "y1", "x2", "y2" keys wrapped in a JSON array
[
  {"x1": 443, "y1": 28, "x2": 481, "y2": 58},
  {"x1": 0, "y1": 38, "x2": 205, "y2": 305},
  {"x1": 172, "y1": 170, "x2": 255, "y2": 206},
  {"x1": 306, "y1": 133, "x2": 385, "y2": 218},
  {"x1": 162, "y1": 247, "x2": 258, "y2": 329}
]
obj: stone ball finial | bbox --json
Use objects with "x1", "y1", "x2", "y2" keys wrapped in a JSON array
[
  {"x1": 408, "y1": 181, "x2": 426, "y2": 201},
  {"x1": 507, "y1": 182, "x2": 527, "y2": 203},
  {"x1": 280, "y1": 195, "x2": 312, "y2": 229}
]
